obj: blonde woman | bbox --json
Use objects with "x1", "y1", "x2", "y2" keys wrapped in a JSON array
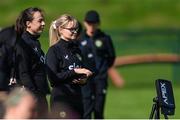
[{"x1": 46, "y1": 14, "x2": 92, "y2": 119}]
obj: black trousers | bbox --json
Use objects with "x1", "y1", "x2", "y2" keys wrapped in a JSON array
[
  {"x1": 82, "y1": 78, "x2": 108, "y2": 119},
  {"x1": 35, "y1": 94, "x2": 49, "y2": 119},
  {"x1": 50, "y1": 88, "x2": 84, "y2": 119}
]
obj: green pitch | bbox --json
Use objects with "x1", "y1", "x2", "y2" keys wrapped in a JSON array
[{"x1": 1, "y1": 0, "x2": 180, "y2": 118}]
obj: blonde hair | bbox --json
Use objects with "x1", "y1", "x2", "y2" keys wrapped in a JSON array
[{"x1": 49, "y1": 14, "x2": 78, "y2": 46}]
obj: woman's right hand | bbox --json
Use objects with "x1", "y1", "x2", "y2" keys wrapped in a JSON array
[{"x1": 74, "y1": 68, "x2": 93, "y2": 78}]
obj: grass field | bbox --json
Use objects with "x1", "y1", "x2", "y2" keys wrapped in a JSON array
[
  {"x1": 107, "y1": 29, "x2": 180, "y2": 118},
  {"x1": 1, "y1": 0, "x2": 180, "y2": 118},
  {"x1": 106, "y1": 86, "x2": 180, "y2": 119}
]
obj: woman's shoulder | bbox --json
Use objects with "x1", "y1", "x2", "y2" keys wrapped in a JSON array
[
  {"x1": 47, "y1": 42, "x2": 63, "y2": 55},
  {"x1": 49, "y1": 41, "x2": 63, "y2": 50},
  {"x1": 15, "y1": 38, "x2": 25, "y2": 50}
]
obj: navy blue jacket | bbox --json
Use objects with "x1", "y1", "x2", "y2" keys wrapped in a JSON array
[{"x1": 78, "y1": 29, "x2": 115, "y2": 80}]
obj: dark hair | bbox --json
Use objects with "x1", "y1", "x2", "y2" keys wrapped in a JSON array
[{"x1": 15, "y1": 7, "x2": 43, "y2": 36}]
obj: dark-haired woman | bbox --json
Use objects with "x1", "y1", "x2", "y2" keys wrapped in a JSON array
[{"x1": 14, "y1": 7, "x2": 50, "y2": 118}]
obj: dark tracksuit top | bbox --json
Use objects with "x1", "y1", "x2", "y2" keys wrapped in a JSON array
[
  {"x1": 0, "y1": 26, "x2": 16, "y2": 91},
  {"x1": 15, "y1": 31, "x2": 50, "y2": 118},
  {"x1": 15, "y1": 31, "x2": 50, "y2": 95},
  {"x1": 0, "y1": 44, "x2": 10, "y2": 91},
  {"x1": 79, "y1": 29, "x2": 115, "y2": 89},
  {"x1": 78, "y1": 29, "x2": 115, "y2": 118},
  {"x1": 46, "y1": 39, "x2": 85, "y2": 118}
]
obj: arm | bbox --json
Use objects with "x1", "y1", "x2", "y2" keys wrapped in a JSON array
[
  {"x1": 46, "y1": 48, "x2": 77, "y2": 85},
  {"x1": 106, "y1": 35, "x2": 116, "y2": 68},
  {"x1": 16, "y1": 45, "x2": 36, "y2": 91}
]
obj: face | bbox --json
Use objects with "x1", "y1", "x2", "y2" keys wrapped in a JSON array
[
  {"x1": 84, "y1": 21, "x2": 99, "y2": 37},
  {"x1": 26, "y1": 11, "x2": 45, "y2": 35},
  {"x1": 59, "y1": 21, "x2": 78, "y2": 41}
]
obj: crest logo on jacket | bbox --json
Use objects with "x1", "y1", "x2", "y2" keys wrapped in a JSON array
[
  {"x1": 95, "y1": 39, "x2": 103, "y2": 47},
  {"x1": 59, "y1": 111, "x2": 66, "y2": 118},
  {"x1": 64, "y1": 55, "x2": 69, "y2": 60},
  {"x1": 88, "y1": 53, "x2": 93, "y2": 58},
  {"x1": 33, "y1": 47, "x2": 38, "y2": 52},
  {"x1": 81, "y1": 40, "x2": 87, "y2": 46}
]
